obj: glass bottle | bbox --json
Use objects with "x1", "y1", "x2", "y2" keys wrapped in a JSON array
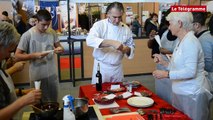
[{"x1": 96, "y1": 63, "x2": 102, "y2": 91}]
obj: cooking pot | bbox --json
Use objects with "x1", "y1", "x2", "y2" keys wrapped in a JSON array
[
  {"x1": 73, "y1": 98, "x2": 89, "y2": 118},
  {"x1": 32, "y1": 101, "x2": 59, "y2": 118}
]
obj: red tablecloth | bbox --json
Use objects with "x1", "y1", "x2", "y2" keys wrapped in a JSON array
[{"x1": 79, "y1": 83, "x2": 191, "y2": 120}]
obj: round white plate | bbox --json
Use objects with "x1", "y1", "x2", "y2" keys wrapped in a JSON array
[{"x1": 127, "y1": 96, "x2": 154, "y2": 107}]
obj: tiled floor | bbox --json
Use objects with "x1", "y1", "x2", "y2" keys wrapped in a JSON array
[{"x1": 14, "y1": 74, "x2": 155, "y2": 120}]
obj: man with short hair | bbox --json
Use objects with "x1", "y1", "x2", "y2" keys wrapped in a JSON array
[
  {"x1": 86, "y1": 2, "x2": 135, "y2": 84},
  {"x1": 15, "y1": 9, "x2": 64, "y2": 102},
  {"x1": 192, "y1": 12, "x2": 213, "y2": 89}
]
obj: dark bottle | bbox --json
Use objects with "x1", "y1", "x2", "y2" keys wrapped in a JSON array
[{"x1": 96, "y1": 63, "x2": 102, "y2": 91}]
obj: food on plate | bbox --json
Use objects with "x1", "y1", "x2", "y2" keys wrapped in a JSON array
[
  {"x1": 140, "y1": 90, "x2": 152, "y2": 97},
  {"x1": 107, "y1": 86, "x2": 126, "y2": 92},
  {"x1": 94, "y1": 94, "x2": 115, "y2": 105}
]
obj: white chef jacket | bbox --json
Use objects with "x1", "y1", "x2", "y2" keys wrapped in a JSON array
[
  {"x1": 86, "y1": 19, "x2": 135, "y2": 84},
  {"x1": 168, "y1": 31, "x2": 212, "y2": 120}
]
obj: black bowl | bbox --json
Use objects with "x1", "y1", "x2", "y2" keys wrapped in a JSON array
[{"x1": 32, "y1": 101, "x2": 59, "y2": 118}]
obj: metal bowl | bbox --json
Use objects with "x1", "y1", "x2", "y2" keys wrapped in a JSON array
[
  {"x1": 73, "y1": 98, "x2": 89, "y2": 118},
  {"x1": 32, "y1": 101, "x2": 59, "y2": 118}
]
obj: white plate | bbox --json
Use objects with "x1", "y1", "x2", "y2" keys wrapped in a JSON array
[{"x1": 127, "y1": 97, "x2": 154, "y2": 108}]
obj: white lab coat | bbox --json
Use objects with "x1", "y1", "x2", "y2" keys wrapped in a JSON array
[
  {"x1": 168, "y1": 31, "x2": 212, "y2": 120},
  {"x1": 86, "y1": 19, "x2": 135, "y2": 84}
]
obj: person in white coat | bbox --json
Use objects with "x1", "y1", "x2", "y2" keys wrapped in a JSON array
[
  {"x1": 152, "y1": 12, "x2": 212, "y2": 120},
  {"x1": 86, "y1": 2, "x2": 135, "y2": 84}
]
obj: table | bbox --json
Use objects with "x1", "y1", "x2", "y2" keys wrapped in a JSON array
[{"x1": 79, "y1": 83, "x2": 191, "y2": 120}]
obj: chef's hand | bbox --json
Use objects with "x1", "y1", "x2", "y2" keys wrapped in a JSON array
[
  {"x1": 19, "y1": 89, "x2": 42, "y2": 106},
  {"x1": 54, "y1": 46, "x2": 64, "y2": 54},
  {"x1": 121, "y1": 45, "x2": 130, "y2": 55},
  {"x1": 116, "y1": 43, "x2": 123, "y2": 51},
  {"x1": 153, "y1": 70, "x2": 169, "y2": 79},
  {"x1": 31, "y1": 52, "x2": 49, "y2": 59}
]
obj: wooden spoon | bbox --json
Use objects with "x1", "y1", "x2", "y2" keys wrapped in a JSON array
[{"x1": 31, "y1": 105, "x2": 44, "y2": 112}]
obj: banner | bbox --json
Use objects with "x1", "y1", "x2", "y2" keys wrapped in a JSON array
[
  {"x1": 59, "y1": 1, "x2": 77, "y2": 31},
  {"x1": 39, "y1": 0, "x2": 59, "y2": 30}
]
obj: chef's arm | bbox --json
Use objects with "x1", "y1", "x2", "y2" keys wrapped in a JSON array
[{"x1": 15, "y1": 48, "x2": 48, "y2": 62}]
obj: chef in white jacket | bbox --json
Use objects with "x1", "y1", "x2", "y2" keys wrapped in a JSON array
[{"x1": 86, "y1": 2, "x2": 135, "y2": 84}]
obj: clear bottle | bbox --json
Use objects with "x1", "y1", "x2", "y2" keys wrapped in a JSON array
[{"x1": 96, "y1": 63, "x2": 102, "y2": 91}]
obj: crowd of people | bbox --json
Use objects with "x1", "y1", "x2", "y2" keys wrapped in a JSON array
[{"x1": 1, "y1": 2, "x2": 213, "y2": 120}]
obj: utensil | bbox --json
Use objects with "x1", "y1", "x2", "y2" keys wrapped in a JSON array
[
  {"x1": 31, "y1": 105, "x2": 44, "y2": 112},
  {"x1": 110, "y1": 107, "x2": 131, "y2": 114},
  {"x1": 160, "y1": 108, "x2": 175, "y2": 114},
  {"x1": 137, "y1": 109, "x2": 145, "y2": 115}
]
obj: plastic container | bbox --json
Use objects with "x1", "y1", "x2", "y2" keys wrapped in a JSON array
[{"x1": 63, "y1": 95, "x2": 76, "y2": 120}]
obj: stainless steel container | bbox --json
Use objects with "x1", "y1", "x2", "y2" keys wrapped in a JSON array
[{"x1": 73, "y1": 98, "x2": 89, "y2": 118}]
